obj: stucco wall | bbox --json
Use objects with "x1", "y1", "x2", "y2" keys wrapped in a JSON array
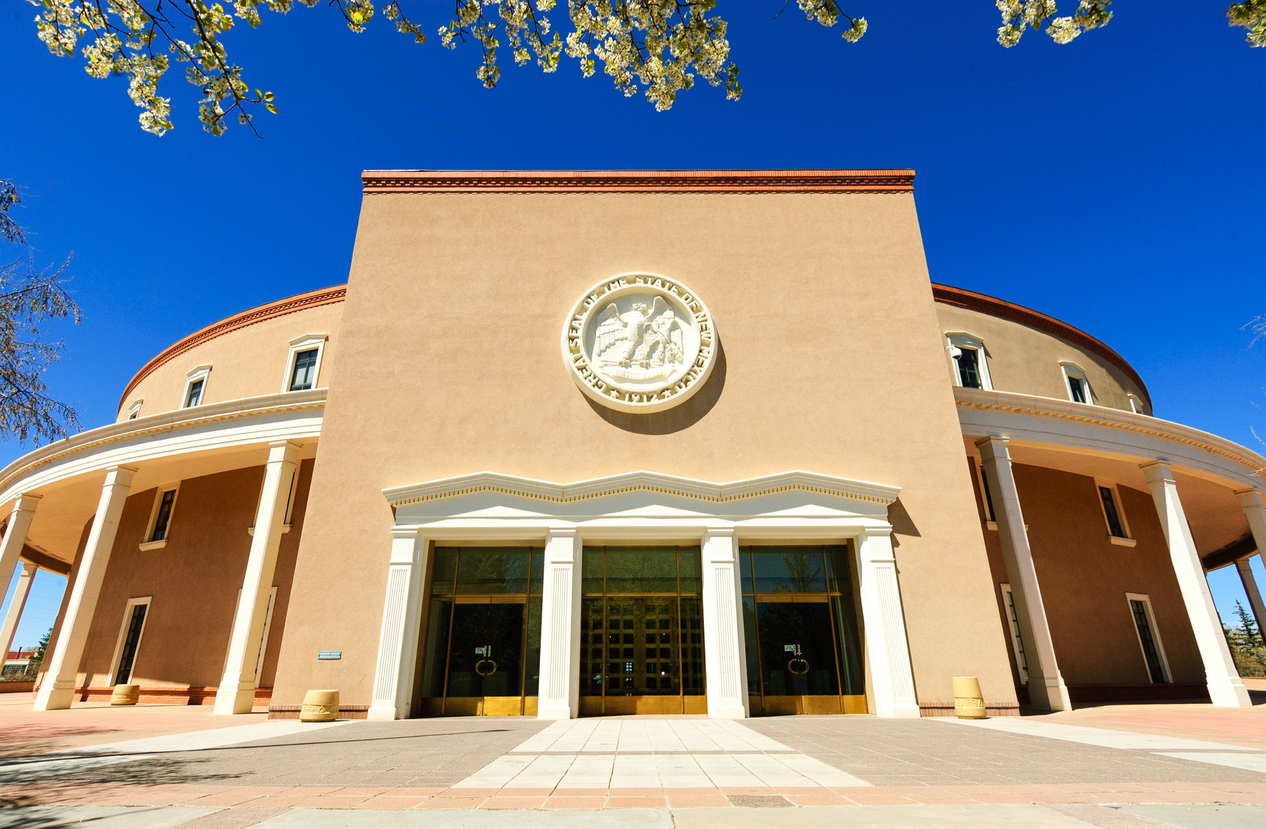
[
  {"x1": 968, "y1": 461, "x2": 1203, "y2": 688},
  {"x1": 274, "y1": 188, "x2": 1019, "y2": 711},
  {"x1": 119, "y1": 303, "x2": 343, "y2": 421},
  {"x1": 936, "y1": 303, "x2": 1148, "y2": 414},
  {"x1": 71, "y1": 459, "x2": 314, "y2": 690}
]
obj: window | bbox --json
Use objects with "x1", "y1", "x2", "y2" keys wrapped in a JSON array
[
  {"x1": 289, "y1": 349, "x2": 319, "y2": 391},
  {"x1": 946, "y1": 333, "x2": 993, "y2": 390},
  {"x1": 127, "y1": 400, "x2": 142, "y2": 420},
  {"x1": 282, "y1": 334, "x2": 327, "y2": 393},
  {"x1": 999, "y1": 584, "x2": 1028, "y2": 684},
  {"x1": 182, "y1": 365, "x2": 211, "y2": 408},
  {"x1": 1060, "y1": 362, "x2": 1092, "y2": 404},
  {"x1": 975, "y1": 460, "x2": 998, "y2": 528},
  {"x1": 110, "y1": 597, "x2": 151, "y2": 686},
  {"x1": 1094, "y1": 479, "x2": 1134, "y2": 546},
  {"x1": 1128, "y1": 395, "x2": 1147, "y2": 415},
  {"x1": 1126, "y1": 593, "x2": 1171, "y2": 683},
  {"x1": 140, "y1": 484, "x2": 179, "y2": 550}
]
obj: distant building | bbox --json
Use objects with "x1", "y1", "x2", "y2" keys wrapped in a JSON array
[{"x1": 0, "y1": 170, "x2": 1257, "y2": 719}]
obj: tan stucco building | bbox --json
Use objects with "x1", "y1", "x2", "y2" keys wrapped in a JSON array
[{"x1": 1, "y1": 170, "x2": 1261, "y2": 721}]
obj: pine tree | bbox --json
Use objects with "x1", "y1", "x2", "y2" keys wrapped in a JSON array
[{"x1": 1235, "y1": 600, "x2": 1263, "y2": 647}]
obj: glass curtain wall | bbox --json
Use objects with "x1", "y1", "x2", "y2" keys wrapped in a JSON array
[
  {"x1": 740, "y1": 544, "x2": 867, "y2": 715},
  {"x1": 579, "y1": 546, "x2": 706, "y2": 715},
  {"x1": 416, "y1": 547, "x2": 544, "y2": 716}
]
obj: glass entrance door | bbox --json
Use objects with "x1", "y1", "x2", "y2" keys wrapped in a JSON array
[
  {"x1": 416, "y1": 547, "x2": 543, "y2": 716},
  {"x1": 741, "y1": 545, "x2": 867, "y2": 715},
  {"x1": 579, "y1": 546, "x2": 706, "y2": 715}
]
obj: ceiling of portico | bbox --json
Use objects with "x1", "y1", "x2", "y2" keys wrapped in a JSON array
[
  {"x1": 962, "y1": 437, "x2": 1255, "y2": 563},
  {"x1": 14, "y1": 440, "x2": 319, "y2": 565}
]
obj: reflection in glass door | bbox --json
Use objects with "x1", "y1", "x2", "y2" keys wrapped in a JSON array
[
  {"x1": 416, "y1": 546, "x2": 544, "y2": 716},
  {"x1": 740, "y1": 545, "x2": 867, "y2": 715},
  {"x1": 579, "y1": 546, "x2": 706, "y2": 715}
]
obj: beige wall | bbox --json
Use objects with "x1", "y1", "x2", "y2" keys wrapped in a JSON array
[
  {"x1": 968, "y1": 460, "x2": 1204, "y2": 687},
  {"x1": 936, "y1": 304, "x2": 1149, "y2": 414},
  {"x1": 119, "y1": 304, "x2": 344, "y2": 421},
  {"x1": 72, "y1": 460, "x2": 314, "y2": 690},
  {"x1": 274, "y1": 189, "x2": 1019, "y2": 711}
]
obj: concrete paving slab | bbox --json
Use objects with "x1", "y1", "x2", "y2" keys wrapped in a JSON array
[
  {"x1": 673, "y1": 804, "x2": 1097, "y2": 827},
  {"x1": 934, "y1": 717, "x2": 1251, "y2": 751},
  {"x1": 1155, "y1": 752, "x2": 1266, "y2": 774},
  {"x1": 0, "y1": 805, "x2": 222, "y2": 828},
  {"x1": 1118, "y1": 804, "x2": 1266, "y2": 828},
  {"x1": 255, "y1": 808, "x2": 672, "y2": 827},
  {"x1": 63, "y1": 719, "x2": 350, "y2": 756}
]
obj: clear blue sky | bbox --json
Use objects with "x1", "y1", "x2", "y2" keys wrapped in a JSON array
[{"x1": 1, "y1": 4, "x2": 1265, "y2": 651}]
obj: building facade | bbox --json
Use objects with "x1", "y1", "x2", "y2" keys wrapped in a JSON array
[{"x1": 0, "y1": 170, "x2": 1259, "y2": 720}]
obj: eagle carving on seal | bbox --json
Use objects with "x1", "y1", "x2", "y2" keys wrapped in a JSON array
[{"x1": 593, "y1": 296, "x2": 686, "y2": 380}]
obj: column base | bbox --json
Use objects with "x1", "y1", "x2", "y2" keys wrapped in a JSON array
[
  {"x1": 367, "y1": 704, "x2": 403, "y2": 721},
  {"x1": 706, "y1": 701, "x2": 748, "y2": 720},
  {"x1": 1028, "y1": 677, "x2": 1073, "y2": 712},
  {"x1": 33, "y1": 682, "x2": 75, "y2": 711},
  {"x1": 213, "y1": 684, "x2": 257, "y2": 715},
  {"x1": 886, "y1": 701, "x2": 922, "y2": 719},
  {"x1": 536, "y1": 703, "x2": 576, "y2": 720},
  {"x1": 1208, "y1": 677, "x2": 1253, "y2": 708}
]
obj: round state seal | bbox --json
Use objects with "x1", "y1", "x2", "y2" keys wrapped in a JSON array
[{"x1": 562, "y1": 273, "x2": 716, "y2": 414}]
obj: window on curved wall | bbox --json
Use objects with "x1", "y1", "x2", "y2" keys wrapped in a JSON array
[
  {"x1": 1061, "y1": 363, "x2": 1092, "y2": 405},
  {"x1": 288, "y1": 349, "x2": 319, "y2": 391},
  {"x1": 946, "y1": 334, "x2": 992, "y2": 391},
  {"x1": 184, "y1": 379, "x2": 204, "y2": 408}
]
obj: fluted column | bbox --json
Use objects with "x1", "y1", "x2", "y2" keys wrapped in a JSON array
[
  {"x1": 35, "y1": 466, "x2": 135, "y2": 711},
  {"x1": 368, "y1": 528, "x2": 430, "y2": 720},
  {"x1": 1144, "y1": 462, "x2": 1250, "y2": 707},
  {"x1": 977, "y1": 437, "x2": 1071, "y2": 712},
  {"x1": 0, "y1": 562, "x2": 38, "y2": 660},
  {"x1": 214, "y1": 441, "x2": 300, "y2": 714},
  {"x1": 701, "y1": 526, "x2": 748, "y2": 719},
  {"x1": 537, "y1": 528, "x2": 581, "y2": 719}
]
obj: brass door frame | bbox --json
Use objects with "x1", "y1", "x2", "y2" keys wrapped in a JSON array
[
  {"x1": 439, "y1": 596, "x2": 534, "y2": 716},
  {"x1": 747, "y1": 592, "x2": 866, "y2": 715}
]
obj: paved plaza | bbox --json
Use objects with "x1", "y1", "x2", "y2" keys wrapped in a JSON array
[{"x1": 3, "y1": 693, "x2": 1266, "y2": 827}]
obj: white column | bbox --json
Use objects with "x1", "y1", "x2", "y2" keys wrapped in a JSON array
[
  {"x1": 0, "y1": 494, "x2": 42, "y2": 636},
  {"x1": 214, "y1": 441, "x2": 300, "y2": 715},
  {"x1": 977, "y1": 437, "x2": 1072, "y2": 712},
  {"x1": 1234, "y1": 490, "x2": 1266, "y2": 637},
  {"x1": 855, "y1": 529, "x2": 920, "y2": 718},
  {"x1": 0, "y1": 562, "x2": 38, "y2": 659},
  {"x1": 34, "y1": 466, "x2": 135, "y2": 711},
  {"x1": 537, "y1": 528, "x2": 582, "y2": 719},
  {"x1": 1143, "y1": 462, "x2": 1250, "y2": 708},
  {"x1": 701, "y1": 526, "x2": 748, "y2": 719},
  {"x1": 368, "y1": 528, "x2": 430, "y2": 721}
]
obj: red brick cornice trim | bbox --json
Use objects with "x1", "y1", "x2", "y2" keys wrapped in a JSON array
[
  {"x1": 932, "y1": 283, "x2": 1150, "y2": 405},
  {"x1": 361, "y1": 169, "x2": 915, "y2": 194},
  {"x1": 118, "y1": 285, "x2": 347, "y2": 413}
]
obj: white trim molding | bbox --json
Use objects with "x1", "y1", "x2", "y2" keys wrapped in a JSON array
[
  {"x1": 127, "y1": 400, "x2": 143, "y2": 420},
  {"x1": 282, "y1": 334, "x2": 328, "y2": 393},
  {"x1": 108, "y1": 595, "x2": 153, "y2": 686},
  {"x1": 374, "y1": 469, "x2": 918, "y2": 720},
  {"x1": 945, "y1": 331, "x2": 993, "y2": 391},
  {"x1": 140, "y1": 482, "x2": 181, "y2": 550}
]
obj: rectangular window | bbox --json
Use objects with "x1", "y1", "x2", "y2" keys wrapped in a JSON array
[
  {"x1": 184, "y1": 378, "x2": 204, "y2": 408},
  {"x1": 977, "y1": 462, "x2": 997, "y2": 524},
  {"x1": 111, "y1": 598, "x2": 151, "y2": 686},
  {"x1": 956, "y1": 348, "x2": 983, "y2": 389},
  {"x1": 1099, "y1": 487, "x2": 1125, "y2": 537},
  {"x1": 1000, "y1": 584, "x2": 1028, "y2": 684},
  {"x1": 1068, "y1": 375, "x2": 1086, "y2": 403},
  {"x1": 1127, "y1": 594, "x2": 1171, "y2": 683},
  {"x1": 150, "y1": 489, "x2": 176, "y2": 542},
  {"x1": 128, "y1": 400, "x2": 142, "y2": 420},
  {"x1": 1094, "y1": 480, "x2": 1133, "y2": 545},
  {"x1": 288, "y1": 348, "x2": 319, "y2": 391}
]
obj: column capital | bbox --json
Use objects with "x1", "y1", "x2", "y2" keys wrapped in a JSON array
[
  {"x1": 545, "y1": 526, "x2": 578, "y2": 540},
  {"x1": 9, "y1": 493, "x2": 42, "y2": 512},
  {"x1": 1140, "y1": 460, "x2": 1174, "y2": 484},
  {"x1": 103, "y1": 465, "x2": 138, "y2": 487},
  {"x1": 702, "y1": 525, "x2": 736, "y2": 538},
  {"x1": 390, "y1": 526, "x2": 422, "y2": 541},
  {"x1": 1235, "y1": 489, "x2": 1266, "y2": 510},
  {"x1": 975, "y1": 436, "x2": 1011, "y2": 462}
]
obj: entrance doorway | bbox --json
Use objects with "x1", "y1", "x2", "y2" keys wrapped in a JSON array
[
  {"x1": 416, "y1": 547, "x2": 543, "y2": 716},
  {"x1": 741, "y1": 545, "x2": 867, "y2": 714},
  {"x1": 579, "y1": 546, "x2": 706, "y2": 715}
]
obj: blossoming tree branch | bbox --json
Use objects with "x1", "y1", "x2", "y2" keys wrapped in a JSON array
[{"x1": 26, "y1": 0, "x2": 1266, "y2": 136}]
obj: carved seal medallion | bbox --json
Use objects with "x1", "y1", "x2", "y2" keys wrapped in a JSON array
[{"x1": 562, "y1": 273, "x2": 716, "y2": 414}]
